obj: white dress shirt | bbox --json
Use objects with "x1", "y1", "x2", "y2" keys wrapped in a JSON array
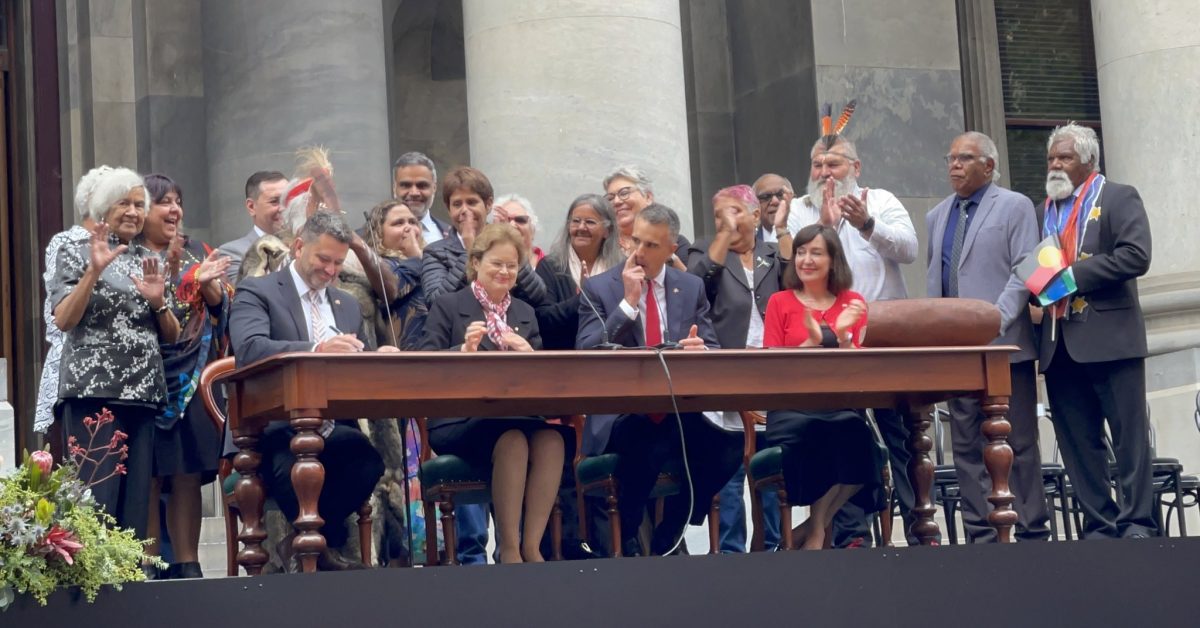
[
  {"x1": 289, "y1": 261, "x2": 336, "y2": 346},
  {"x1": 617, "y1": 265, "x2": 669, "y2": 344},
  {"x1": 420, "y1": 212, "x2": 444, "y2": 244},
  {"x1": 786, "y1": 185, "x2": 917, "y2": 302},
  {"x1": 253, "y1": 225, "x2": 267, "y2": 239}
]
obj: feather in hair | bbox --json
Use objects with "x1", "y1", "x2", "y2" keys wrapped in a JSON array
[
  {"x1": 820, "y1": 103, "x2": 832, "y2": 136},
  {"x1": 833, "y1": 100, "x2": 857, "y2": 135},
  {"x1": 294, "y1": 145, "x2": 333, "y2": 179}
]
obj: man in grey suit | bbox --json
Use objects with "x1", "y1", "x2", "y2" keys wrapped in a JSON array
[
  {"x1": 230, "y1": 211, "x2": 388, "y2": 570},
  {"x1": 577, "y1": 204, "x2": 741, "y2": 556},
  {"x1": 926, "y1": 131, "x2": 1050, "y2": 542},
  {"x1": 217, "y1": 170, "x2": 288, "y2": 282}
]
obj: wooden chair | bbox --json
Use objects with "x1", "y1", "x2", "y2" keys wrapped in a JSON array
[
  {"x1": 415, "y1": 417, "x2": 564, "y2": 565},
  {"x1": 570, "y1": 416, "x2": 722, "y2": 557},
  {"x1": 199, "y1": 356, "x2": 373, "y2": 575}
]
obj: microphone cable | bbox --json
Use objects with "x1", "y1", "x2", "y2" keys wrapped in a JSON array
[{"x1": 653, "y1": 345, "x2": 695, "y2": 558}]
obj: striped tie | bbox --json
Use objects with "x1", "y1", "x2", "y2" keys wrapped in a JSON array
[{"x1": 306, "y1": 290, "x2": 326, "y2": 342}]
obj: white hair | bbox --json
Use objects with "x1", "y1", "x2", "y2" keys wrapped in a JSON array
[
  {"x1": 960, "y1": 131, "x2": 1003, "y2": 182},
  {"x1": 490, "y1": 194, "x2": 539, "y2": 231},
  {"x1": 811, "y1": 137, "x2": 860, "y2": 161},
  {"x1": 1047, "y1": 123, "x2": 1101, "y2": 172},
  {"x1": 602, "y1": 165, "x2": 654, "y2": 196},
  {"x1": 79, "y1": 166, "x2": 144, "y2": 223}
]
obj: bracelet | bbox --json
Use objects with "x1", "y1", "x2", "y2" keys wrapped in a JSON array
[{"x1": 153, "y1": 303, "x2": 170, "y2": 315}]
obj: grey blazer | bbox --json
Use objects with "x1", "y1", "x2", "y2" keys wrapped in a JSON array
[
  {"x1": 685, "y1": 239, "x2": 783, "y2": 349},
  {"x1": 926, "y1": 183, "x2": 1039, "y2": 363},
  {"x1": 216, "y1": 228, "x2": 260, "y2": 283}
]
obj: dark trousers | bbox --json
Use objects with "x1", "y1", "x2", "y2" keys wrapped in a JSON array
[
  {"x1": 1044, "y1": 339, "x2": 1156, "y2": 538},
  {"x1": 948, "y1": 360, "x2": 1050, "y2": 542},
  {"x1": 603, "y1": 413, "x2": 741, "y2": 555},
  {"x1": 261, "y1": 424, "x2": 385, "y2": 547},
  {"x1": 831, "y1": 407, "x2": 917, "y2": 547},
  {"x1": 61, "y1": 398, "x2": 156, "y2": 540}
]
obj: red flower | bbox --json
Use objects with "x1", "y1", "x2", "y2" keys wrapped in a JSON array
[
  {"x1": 30, "y1": 450, "x2": 54, "y2": 476},
  {"x1": 38, "y1": 526, "x2": 84, "y2": 565}
]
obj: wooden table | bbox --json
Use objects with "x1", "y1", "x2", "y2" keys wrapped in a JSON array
[{"x1": 225, "y1": 347, "x2": 1018, "y2": 574}]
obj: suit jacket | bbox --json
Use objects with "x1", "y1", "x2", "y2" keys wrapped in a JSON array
[
  {"x1": 575, "y1": 264, "x2": 719, "y2": 454},
  {"x1": 217, "y1": 228, "x2": 260, "y2": 283},
  {"x1": 420, "y1": 230, "x2": 548, "y2": 308},
  {"x1": 685, "y1": 239, "x2": 783, "y2": 349},
  {"x1": 418, "y1": 286, "x2": 541, "y2": 427},
  {"x1": 1035, "y1": 180, "x2": 1151, "y2": 368},
  {"x1": 926, "y1": 184, "x2": 1039, "y2": 363},
  {"x1": 533, "y1": 257, "x2": 583, "y2": 350}
]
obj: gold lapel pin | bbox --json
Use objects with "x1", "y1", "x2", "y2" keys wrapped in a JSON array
[
  {"x1": 334, "y1": 299, "x2": 341, "y2": 305},
  {"x1": 672, "y1": 288, "x2": 679, "y2": 294}
]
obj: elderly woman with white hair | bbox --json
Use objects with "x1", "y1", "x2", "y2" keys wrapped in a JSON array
[
  {"x1": 603, "y1": 165, "x2": 689, "y2": 269},
  {"x1": 50, "y1": 165, "x2": 180, "y2": 542},
  {"x1": 490, "y1": 194, "x2": 544, "y2": 267}
]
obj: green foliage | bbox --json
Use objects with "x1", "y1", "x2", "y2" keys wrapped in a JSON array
[{"x1": 0, "y1": 447, "x2": 151, "y2": 610}]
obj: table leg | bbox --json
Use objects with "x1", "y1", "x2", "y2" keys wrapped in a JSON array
[
  {"x1": 982, "y1": 395, "x2": 1018, "y2": 542},
  {"x1": 289, "y1": 416, "x2": 327, "y2": 573},
  {"x1": 904, "y1": 405, "x2": 940, "y2": 545},
  {"x1": 233, "y1": 427, "x2": 269, "y2": 575}
]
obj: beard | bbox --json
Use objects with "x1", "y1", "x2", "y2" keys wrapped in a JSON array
[
  {"x1": 1045, "y1": 171, "x2": 1074, "y2": 201},
  {"x1": 806, "y1": 174, "x2": 859, "y2": 210}
]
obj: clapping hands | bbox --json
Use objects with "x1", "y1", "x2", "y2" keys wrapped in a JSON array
[{"x1": 131, "y1": 257, "x2": 166, "y2": 310}]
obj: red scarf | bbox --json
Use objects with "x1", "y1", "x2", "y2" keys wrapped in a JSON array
[{"x1": 470, "y1": 280, "x2": 512, "y2": 350}]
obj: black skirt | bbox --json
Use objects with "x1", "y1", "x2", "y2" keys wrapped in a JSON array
[
  {"x1": 764, "y1": 409, "x2": 885, "y2": 510},
  {"x1": 428, "y1": 417, "x2": 574, "y2": 469},
  {"x1": 152, "y1": 396, "x2": 220, "y2": 487}
]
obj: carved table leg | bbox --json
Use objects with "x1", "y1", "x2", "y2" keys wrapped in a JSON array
[
  {"x1": 289, "y1": 416, "x2": 327, "y2": 573},
  {"x1": 904, "y1": 405, "x2": 940, "y2": 546},
  {"x1": 233, "y1": 426, "x2": 269, "y2": 575},
  {"x1": 982, "y1": 395, "x2": 1017, "y2": 542}
]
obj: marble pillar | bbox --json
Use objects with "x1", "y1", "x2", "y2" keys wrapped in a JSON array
[
  {"x1": 955, "y1": 0, "x2": 1010, "y2": 188},
  {"x1": 202, "y1": 0, "x2": 391, "y2": 244},
  {"x1": 1092, "y1": 0, "x2": 1200, "y2": 530},
  {"x1": 810, "y1": 0, "x2": 966, "y2": 298},
  {"x1": 461, "y1": 0, "x2": 694, "y2": 244}
]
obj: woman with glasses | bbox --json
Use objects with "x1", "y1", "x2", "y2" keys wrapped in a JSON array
[
  {"x1": 491, "y1": 194, "x2": 544, "y2": 268},
  {"x1": 420, "y1": 223, "x2": 572, "y2": 563},
  {"x1": 602, "y1": 165, "x2": 689, "y2": 270},
  {"x1": 534, "y1": 193, "x2": 625, "y2": 350}
]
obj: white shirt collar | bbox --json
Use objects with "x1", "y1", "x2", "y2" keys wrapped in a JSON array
[
  {"x1": 253, "y1": 225, "x2": 267, "y2": 238},
  {"x1": 289, "y1": 261, "x2": 321, "y2": 302}
]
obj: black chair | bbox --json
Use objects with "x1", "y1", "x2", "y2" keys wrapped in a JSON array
[
  {"x1": 930, "y1": 406, "x2": 963, "y2": 544},
  {"x1": 1153, "y1": 395, "x2": 1198, "y2": 537}
]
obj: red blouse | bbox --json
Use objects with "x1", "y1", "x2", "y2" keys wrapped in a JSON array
[{"x1": 763, "y1": 290, "x2": 867, "y2": 348}]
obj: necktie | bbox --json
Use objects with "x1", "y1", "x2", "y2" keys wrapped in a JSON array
[
  {"x1": 644, "y1": 279, "x2": 665, "y2": 423},
  {"x1": 644, "y1": 279, "x2": 663, "y2": 346},
  {"x1": 947, "y1": 198, "x2": 971, "y2": 297},
  {"x1": 305, "y1": 290, "x2": 326, "y2": 342}
]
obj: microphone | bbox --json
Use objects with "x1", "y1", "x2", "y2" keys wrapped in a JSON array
[{"x1": 578, "y1": 278, "x2": 623, "y2": 350}]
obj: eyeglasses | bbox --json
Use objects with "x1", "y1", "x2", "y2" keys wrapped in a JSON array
[
  {"x1": 570, "y1": 218, "x2": 601, "y2": 229},
  {"x1": 508, "y1": 215, "x2": 531, "y2": 225},
  {"x1": 756, "y1": 190, "x2": 787, "y2": 203},
  {"x1": 605, "y1": 186, "x2": 637, "y2": 203},
  {"x1": 944, "y1": 153, "x2": 981, "y2": 165}
]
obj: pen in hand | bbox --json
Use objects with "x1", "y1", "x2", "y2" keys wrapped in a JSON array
[{"x1": 328, "y1": 325, "x2": 363, "y2": 352}]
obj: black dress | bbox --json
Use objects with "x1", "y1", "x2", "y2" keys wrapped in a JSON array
[
  {"x1": 764, "y1": 409, "x2": 884, "y2": 510},
  {"x1": 533, "y1": 257, "x2": 582, "y2": 350},
  {"x1": 418, "y1": 287, "x2": 573, "y2": 466}
]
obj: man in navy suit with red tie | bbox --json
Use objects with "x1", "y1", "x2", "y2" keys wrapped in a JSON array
[{"x1": 577, "y1": 204, "x2": 741, "y2": 556}]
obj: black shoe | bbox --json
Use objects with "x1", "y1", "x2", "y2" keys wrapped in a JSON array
[
  {"x1": 141, "y1": 562, "x2": 166, "y2": 581},
  {"x1": 168, "y1": 562, "x2": 204, "y2": 579}
]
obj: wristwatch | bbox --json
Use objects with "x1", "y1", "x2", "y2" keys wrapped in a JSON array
[
  {"x1": 153, "y1": 303, "x2": 170, "y2": 315},
  {"x1": 858, "y1": 216, "x2": 876, "y2": 232}
]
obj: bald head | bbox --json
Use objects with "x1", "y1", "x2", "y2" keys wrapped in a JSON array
[{"x1": 753, "y1": 173, "x2": 793, "y2": 230}]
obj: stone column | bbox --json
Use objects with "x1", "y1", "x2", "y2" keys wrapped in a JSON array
[
  {"x1": 955, "y1": 0, "x2": 1010, "y2": 187},
  {"x1": 202, "y1": 1, "x2": 391, "y2": 244},
  {"x1": 1091, "y1": 1, "x2": 1200, "y2": 526},
  {"x1": 461, "y1": 0, "x2": 695, "y2": 243}
]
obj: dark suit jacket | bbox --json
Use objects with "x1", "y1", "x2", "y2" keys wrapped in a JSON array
[
  {"x1": 926, "y1": 184, "x2": 1040, "y2": 363},
  {"x1": 533, "y1": 257, "x2": 583, "y2": 350},
  {"x1": 418, "y1": 286, "x2": 541, "y2": 427},
  {"x1": 420, "y1": 230, "x2": 548, "y2": 308},
  {"x1": 228, "y1": 268, "x2": 368, "y2": 436},
  {"x1": 1035, "y1": 180, "x2": 1151, "y2": 369},
  {"x1": 575, "y1": 264, "x2": 719, "y2": 454},
  {"x1": 685, "y1": 239, "x2": 783, "y2": 349}
]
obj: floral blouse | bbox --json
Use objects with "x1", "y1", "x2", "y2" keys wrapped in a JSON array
[{"x1": 49, "y1": 232, "x2": 171, "y2": 406}]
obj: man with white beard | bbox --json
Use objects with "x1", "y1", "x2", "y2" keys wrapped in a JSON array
[
  {"x1": 1036, "y1": 123, "x2": 1155, "y2": 539},
  {"x1": 785, "y1": 134, "x2": 920, "y2": 547}
]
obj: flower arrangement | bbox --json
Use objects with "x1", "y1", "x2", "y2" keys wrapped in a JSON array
[{"x1": 0, "y1": 408, "x2": 152, "y2": 610}]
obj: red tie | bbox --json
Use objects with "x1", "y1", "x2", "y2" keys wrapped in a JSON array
[{"x1": 644, "y1": 279, "x2": 665, "y2": 423}]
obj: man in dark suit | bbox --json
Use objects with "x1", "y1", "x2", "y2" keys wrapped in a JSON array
[
  {"x1": 230, "y1": 211, "x2": 388, "y2": 570},
  {"x1": 1038, "y1": 123, "x2": 1155, "y2": 539},
  {"x1": 392, "y1": 151, "x2": 451, "y2": 244},
  {"x1": 217, "y1": 170, "x2": 288, "y2": 282},
  {"x1": 926, "y1": 131, "x2": 1049, "y2": 542},
  {"x1": 577, "y1": 203, "x2": 742, "y2": 556}
]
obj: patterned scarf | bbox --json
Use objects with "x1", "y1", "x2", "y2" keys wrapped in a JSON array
[
  {"x1": 1043, "y1": 171, "x2": 1104, "y2": 319},
  {"x1": 470, "y1": 280, "x2": 512, "y2": 350}
]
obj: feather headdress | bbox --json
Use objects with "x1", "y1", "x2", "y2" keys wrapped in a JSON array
[{"x1": 817, "y1": 99, "x2": 857, "y2": 150}]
